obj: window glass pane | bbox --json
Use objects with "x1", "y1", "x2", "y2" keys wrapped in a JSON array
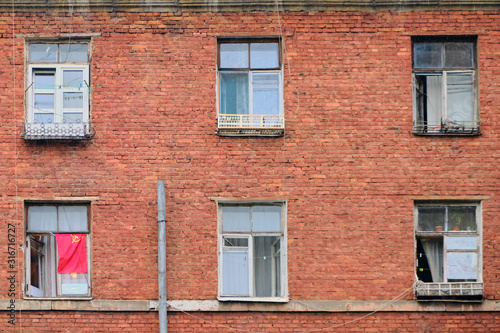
[
  {"x1": 59, "y1": 44, "x2": 88, "y2": 63},
  {"x1": 445, "y1": 42, "x2": 473, "y2": 68},
  {"x1": 30, "y1": 44, "x2": 58, "y2": 62},
  {"x1": 250, "y1": 43, "x2": 279, "y2": 69},
  {"x1": 34, "y1": 73, "x2": 55, "y2": 89},
  {"x1": 63, "y1": 93, "x2": 84, "y2": 109},
  {"x1": 418, "y1": 207, "x2": 445, "y2": 231},
  {"x1": 34, "y1": 93, "x2": 55, "y2": 110},
  {"x1": 252, "y1": 206, "x2": 281, "y2": 232},
  {"x1": 414, "y1": 43, "x2": 442, "y2": 68},
  {"x1": 34, "y1": 113, "x2": 54, "y2": 123},
  {"x1": 30, "y1": 238, "x2": 44, "y2": 291},
  {"x1": 222, "y1": 206, "x2": 251, "y2": 232},
  {"x1": 423, "y1": 75, "x2": 442, "y2": 128},
  {"x1": 254, "y1": 236, "x2": 280, "y2": 297},
  {"x1": 220, "y1": 72, "x2": 249, "y2": 115},
  {"x1": 63, "y1": 70, "x2": 84, "y2": 87},
  {"x1": 224, "y1": 237, "x2": 248, "y2": 247},
  {"x1": 62, "y1": 112, "x2": 84, "y2": 123},
  {"x1": 446, "y1": 236, "x2": 477, "y2": 250},
  {"x1": 61, "y1": 273, "x2": 88, "y2": 294},
  {"x1": 252, "y1": 73, "x2": 280, "y2": 116},
  {"x1": 59, "y1": 206, "x2": 88, "y2": 232},
  {"x1": 447, "y1": 252, "x2": 477, "y2": 281},
  {"x1": 448, "y1": 206, "x2": 476, "y2": 231},
  {"x1": 222, "y1": 248, "x2": 249, "y2": 295},
  {"x1": 28, "y1": 206, "x2": 57, "y2": 231},
  {"x1": 220, "y1": 44, "x2": 248, "y2": 69},
  {"x1": 446, "y1": 73, "x2": 474, "y2": 123}
]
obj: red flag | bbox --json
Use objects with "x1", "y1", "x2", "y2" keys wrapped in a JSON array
[{"x1": 55, "y1": 234, "x2": 88, "y2": 273}]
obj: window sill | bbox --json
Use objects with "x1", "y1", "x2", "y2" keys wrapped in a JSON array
[
  {"x1": 23, "y1": 122, "x2": 93, "y2": 140},
  {"x1": 415, "y1": 282, "x2": 483, "y2": 301},
  {"x1": 24, "y1": 296, "x2": 93, "y2": 301},
  {"x1": 218, "y1": 296, "x2": 289, "y2": 303}
]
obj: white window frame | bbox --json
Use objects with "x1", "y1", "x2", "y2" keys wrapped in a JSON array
[
  {"x1": 217, "y1": 201, "x2": 288, "y2": 302},
  {"x1": 414, "y1": 202, "x2": 483, "y2": 299},
  {"x1": 25, "y1": 42, "x2": 91, "y2": 139},
  {"x1": 26, "y1": 64, "x2": 90, "y2": 124},
  {"x1": 412, "y1": 37, "x2": 479, "y2": 135},
  {"x1": 216, "y1": 39, "x2": 284, "y2": 135},
  {"x1": 24, "y1": 204, "x2": 92, "y2": 299}
]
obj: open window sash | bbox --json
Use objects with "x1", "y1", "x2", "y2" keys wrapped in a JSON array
[
  {"x1": 221, "y1": 235, "x2": 251, "y2": 296},
  {"x1": 26, "y1": 234, "x2": 90, "y2": 298}
]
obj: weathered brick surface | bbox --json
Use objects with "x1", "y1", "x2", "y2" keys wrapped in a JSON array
[
  {"x1": 1, "y1": 311, "x2": 499, "y2": 332},
  {"x1": 1, "y1": 312, "x2": 158, "y2": 332},
  {"x1": 0, "y1": 7, "x2": 499, "y2": 332}
]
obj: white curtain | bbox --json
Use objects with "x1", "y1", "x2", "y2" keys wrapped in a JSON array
[
  {"x1": 421, "y1": 239, "x2": 443, "y2": 282},
  {"x1": 447, "y1": 72, "x2": 474, "y2": 123},
  {"x1": 426, "y1": 75, "x2": 442, "y2": 127}
]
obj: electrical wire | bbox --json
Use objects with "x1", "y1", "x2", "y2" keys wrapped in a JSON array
[{"x1": 167, "y1": 281, "x2": 417, "y2": 333}]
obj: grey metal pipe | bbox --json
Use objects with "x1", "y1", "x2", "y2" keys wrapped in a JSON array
[{"x1": 158, "y1": 180, "x2": 167, "y2": 333}]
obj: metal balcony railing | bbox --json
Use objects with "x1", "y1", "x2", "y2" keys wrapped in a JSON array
[
  {"x1": 217, "y1": 114, "x2": 284, "y2": 136},
  {"x1": 415, "y1": 282, "x2": 483, "y2": 299},
  {"x1": 413, "y1": 120, "x2": 480, "y2": 135},
  {"x1": 23, "y1": 122, "x2": 91, "y2": 140}
]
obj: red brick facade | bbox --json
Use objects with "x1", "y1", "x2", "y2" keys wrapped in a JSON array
[{"x1": 0, "y1": 5, "x2": 499, "y2": 332}]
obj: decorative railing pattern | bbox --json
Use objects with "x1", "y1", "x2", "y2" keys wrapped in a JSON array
[
  {"x1": 217, "y1": 114, "x2": 285, "y2": 136},
  {"x1": 218, "y1": 114, "x2": 284, "y2": 129},
  {"x1": 413, "y1": 120, "x2": 480, "y2": 135},
  {"x1": 23, "y1": 122, "x2": 91, "y2": 140},
  {"x1": 415, "y1": 282, "x2": 483, "y2": 298}
]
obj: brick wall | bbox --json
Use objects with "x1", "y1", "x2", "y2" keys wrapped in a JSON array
[
  {"x1": 0, "y1": 7, "x2": 499, "y2": 332},
  {"x1": 1, "y1": 311, "x2": 498, "y2": 332}
]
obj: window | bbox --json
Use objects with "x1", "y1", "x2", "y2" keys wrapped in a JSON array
[
  {"x1": 217, "y1": 39, "x2": 284, "y2": 136},
  {"x1": 25, "y1": 204, "x2": 91, "y2": 298},
  {"x1": 415, "y1": 202, "x2": 482, "y2": 300},
  {"x1": 218, "y1": 203, "x2": 287, "y2": 301},
  {"x1": 412, "y1": 37, "x2": 479, "y2": 135},
  {"x1": 25, "y1": 42, "x2": 91, "y2": 139}
]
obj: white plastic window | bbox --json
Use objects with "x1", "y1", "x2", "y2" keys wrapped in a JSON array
[
  {"x1": 27, "y1": 43, "x2": 90, "y2": 126},
  {"x1": 218, "y1": 41, "x2": 282, "y2": 117},
  {"x1": 219, "y1": 204, "x2": 286, "y2": 300}
]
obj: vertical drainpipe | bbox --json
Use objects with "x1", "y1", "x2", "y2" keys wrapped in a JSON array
[{"x1": 158, "y1": 180, "x2": 167, "y2": 333}]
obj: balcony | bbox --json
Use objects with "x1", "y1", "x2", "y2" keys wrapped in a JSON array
[
  {"x1": 217, "y1": 114, "x2": 284, "y2": 136},
  {"x1": 23, "y1": 122, "x2": 92, "y2": 140}
]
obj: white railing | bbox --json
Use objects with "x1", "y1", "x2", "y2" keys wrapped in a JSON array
[
  {"x1": 218, "y1": 114, "x2": 284, "y2": 129},
  {"x1": 415, "y1": 282, "x2": 483, "y2": 298},
  {"x1": 24, "y1": 122, "x2": 90, "y2": 140}
]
